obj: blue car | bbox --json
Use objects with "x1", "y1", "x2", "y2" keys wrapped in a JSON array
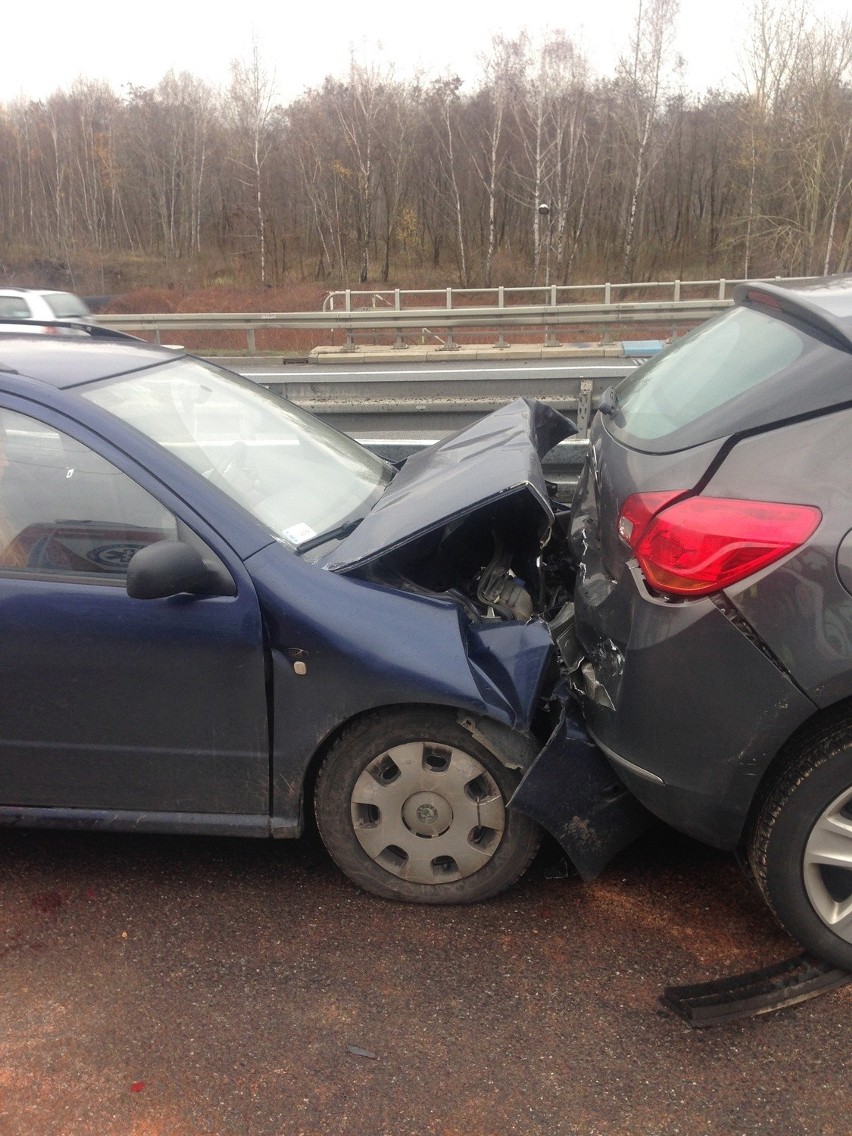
[{"x1": 0, "y1": 330, "x2": 642, "y2": 903}]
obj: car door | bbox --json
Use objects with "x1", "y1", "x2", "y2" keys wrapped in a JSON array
[{"x1": 0, "y1": 406, "x2": 270, "y2": 821}]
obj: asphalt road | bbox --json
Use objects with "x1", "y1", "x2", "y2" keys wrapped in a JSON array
[{"x1": 2, "y1": 822, "x2": 849, "y2": 1136}]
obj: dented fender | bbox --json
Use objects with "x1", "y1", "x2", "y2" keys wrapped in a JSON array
[
  {"x1": 464, "y1": 617, "x2": 556, "y2": 728},
  {"x1": 245, "y1": 542, "x2": 558, "y2": 831}
]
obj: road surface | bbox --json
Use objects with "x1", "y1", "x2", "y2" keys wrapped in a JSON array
[{"x1": 2, "y1": 822, "x2": 849, "y2": 1136}]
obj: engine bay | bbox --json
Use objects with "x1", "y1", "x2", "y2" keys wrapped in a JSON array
[{"x1": 355, "y1": 488, "x2": 576, "y2": 625}]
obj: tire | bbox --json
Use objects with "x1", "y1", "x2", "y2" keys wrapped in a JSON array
[
  {"x1": 314, "y1": 708, "x2": 541, "y2": 904},
  {"x1": 748, "y1": 716, "x2": 852, "y2": 971}
]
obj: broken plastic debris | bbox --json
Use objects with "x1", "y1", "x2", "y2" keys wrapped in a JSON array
[
  {"x1": 130, "y1": 1081, "x2": 146, "y2": 1093},
  {"x1": 661, "y1": 953, "x2": 852, "y2": 1026},
  {"x1": 346, "y1": 1045, "x2": 378, "y2": 1060}
]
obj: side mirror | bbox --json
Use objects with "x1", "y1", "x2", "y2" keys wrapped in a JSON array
[{"x1": 126, "y1": 540, "x2": 216, "y2": 600}]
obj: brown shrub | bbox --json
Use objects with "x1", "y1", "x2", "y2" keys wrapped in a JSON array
[{"x1": 103, "y1": 283, "x2": 329, "y2": 316}]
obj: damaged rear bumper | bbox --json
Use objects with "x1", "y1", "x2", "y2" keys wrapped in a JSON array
[{"x1": 509, "y1": 693, "x2": 653, "y2": 881}]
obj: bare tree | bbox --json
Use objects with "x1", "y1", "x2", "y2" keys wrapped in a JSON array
[
  {"x1": 795, "y1": 17, "x2": 852, "y2": 273},
  {"x1": 468, "y1": 36, "x2": 526, "y2": 285},
  {"x1": 126, "y1": 73, "x2": 216, "y2": 260},
  {"x1": 617, "y1": 0, "x2": 681, "y2": 279},
  {"x1": 226, "y1": 45, "x2": 278, "y2": 283},
  {"x1": 326, "y1": 60, "x2": 390, "y2": 284},
  {"x1": 2, "y1": 8, "x2": 851, "y2": 294},
  {"x1": 288, "y1": 84, "x2": 358, "y2": 282},
  {"x1": 734, "y1": 0, "x2": 807, "y2": 275},
  {"x1": 824, "y1": 94, "x2": 852, "y2": 272},
  {"x1": 509, "y1": 32, "x2": 598, "y2": 284},
  {"x1": 426, "y1": 77, "x2": 471, "y2": 285}
]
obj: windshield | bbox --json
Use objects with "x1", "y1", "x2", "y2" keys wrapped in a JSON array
[{"x1": 82, "y1": 359, "x2": 393, "y2": 547}]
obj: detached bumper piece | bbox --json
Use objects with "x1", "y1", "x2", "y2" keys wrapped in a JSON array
[
  {"x1": 661, "y1": 953, "x2": 852, "y2": 1027},
  {"x1": 509, "y1": 700, "x2": 653, "y2": 881}
]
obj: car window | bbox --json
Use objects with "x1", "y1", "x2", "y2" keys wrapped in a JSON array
[
  {"x1": 0, "y1": 409, "x2": 177, "y2": 579},
  {"x1": 613, "y1": 306, "x2": 806, "y2": 442},
  {"x1": 0, "y1": 296, "x2": 32, "y2": 319},
  {"x1": 42, "y1": 292, "x2": 91, "y2": 319}
]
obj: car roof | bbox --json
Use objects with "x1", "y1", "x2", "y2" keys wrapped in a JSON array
[
  {"x1": 0, "y1": 333, "x2": 181, "y2": 389},
  {"x1": 734, "y1": 275, "x2": 852, "y2": 352},
  {"x1": 0, "y1": 288, "x2": 76, "y2": 298}
]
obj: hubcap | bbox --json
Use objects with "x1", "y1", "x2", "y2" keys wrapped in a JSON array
[
  {"x1": 403, "y1": 792, "x2": 453, "y2": 836},
  {"x1": 803, "y1": 783, "x2": 852, "y2": 943},
  {"x1": 350, "y1": 740, "x2": 506, "y2": 884}
]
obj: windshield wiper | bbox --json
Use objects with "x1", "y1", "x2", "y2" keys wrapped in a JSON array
[{"x1": 295, "y1": 517, "x2": 363, "y2": 554}]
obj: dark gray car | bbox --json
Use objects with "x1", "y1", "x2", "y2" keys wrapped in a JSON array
[{"x1": 570, "y1": 275, "x2": 852, "y2": 968}]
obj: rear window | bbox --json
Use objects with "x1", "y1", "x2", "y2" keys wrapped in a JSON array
[
  {"x1": 43, "y1": 292, "x2": 91, "y2": 319},
  {"x1": 0, "y1": 296, "x2": 32, "y2": 318},
  {"x1": 614, "y1": 306, "x2": 805, "y2": 442}
]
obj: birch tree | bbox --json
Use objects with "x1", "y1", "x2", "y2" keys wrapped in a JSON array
[
  {"x1": 226, "y1": 46, "x2": 278, "y2": 283},
  {"x1": 617, "y1": 0, "x2": 681, "y2": 279}
]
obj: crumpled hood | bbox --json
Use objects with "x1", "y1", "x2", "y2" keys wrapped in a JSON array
[{"x1": 319, "y1": 398, "x2": 576, "y2": 572}]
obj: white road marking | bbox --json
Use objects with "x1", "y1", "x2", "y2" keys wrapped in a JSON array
[{"x1": 242, "y1": 363, "x2": 637, "y2": 378}]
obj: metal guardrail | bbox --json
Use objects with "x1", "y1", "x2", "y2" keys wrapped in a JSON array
[
  {"x1": 98, "y1": 298, "x2": 731, "y2": 352},
  {"x1": 254, "y1": 357, "x2": 634, "y2": 442},
  {"x1": 322, "y1": 276, "x2": 821, "y2": 312},
  {"x1": 95, "y1": 275, "x2": 821, "y2": 353}
]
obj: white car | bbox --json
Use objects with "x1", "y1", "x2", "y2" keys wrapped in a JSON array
[{"x1": 0, "y1": 289, "x2": 93, "y2": 331}]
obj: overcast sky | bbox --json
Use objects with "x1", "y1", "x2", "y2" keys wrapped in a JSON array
[{"x1": 1, "y1": 0, "x2": 849, "y2": 105}]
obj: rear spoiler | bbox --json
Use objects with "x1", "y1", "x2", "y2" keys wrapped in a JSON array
[{"x1": 734, "y1": 279, "x2": 852, "y2": 353}]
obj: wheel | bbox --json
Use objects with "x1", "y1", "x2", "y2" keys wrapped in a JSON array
[
  {"x1": 749, "y1": 716, "x2": 852, "y2": 970},
  {"x1": 314, "y1": 708, "x2": 541, "y2": 903}
]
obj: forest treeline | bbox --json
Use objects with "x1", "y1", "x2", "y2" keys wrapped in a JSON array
[{"x1": 0, "y1": 0, "x2": 850, "y2": 296}]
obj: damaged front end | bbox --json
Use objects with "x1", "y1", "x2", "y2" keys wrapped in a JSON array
[
  {"x1": 323, "y1": 397, "x2": 652, "y2": 880},
  {"x1": 509, "y1": 675, "x2": 654, "y2": 882}
]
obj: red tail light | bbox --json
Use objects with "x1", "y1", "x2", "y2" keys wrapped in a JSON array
[
  {"x1": 745, "y1": 289, "x2": 782, "y2": 310},
  {"x1": 618, "y1": 494, "x2": 822, "y2": 597}
]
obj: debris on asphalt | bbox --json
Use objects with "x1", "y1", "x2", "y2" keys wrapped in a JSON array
[
  {"x1": 346, "y1": 1045, "x2": 378, "y2": 1060},
  {"x1": 661, "y1": 952, "x2": 852, "y2": 1027}
]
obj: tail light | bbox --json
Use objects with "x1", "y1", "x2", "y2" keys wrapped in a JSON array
[
  {"x1": 618, "y1": 493, "x2": 822, "y2": 597},
  {"x1": 744, "y1": 289, "x2": 782, "y2": 310}
]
